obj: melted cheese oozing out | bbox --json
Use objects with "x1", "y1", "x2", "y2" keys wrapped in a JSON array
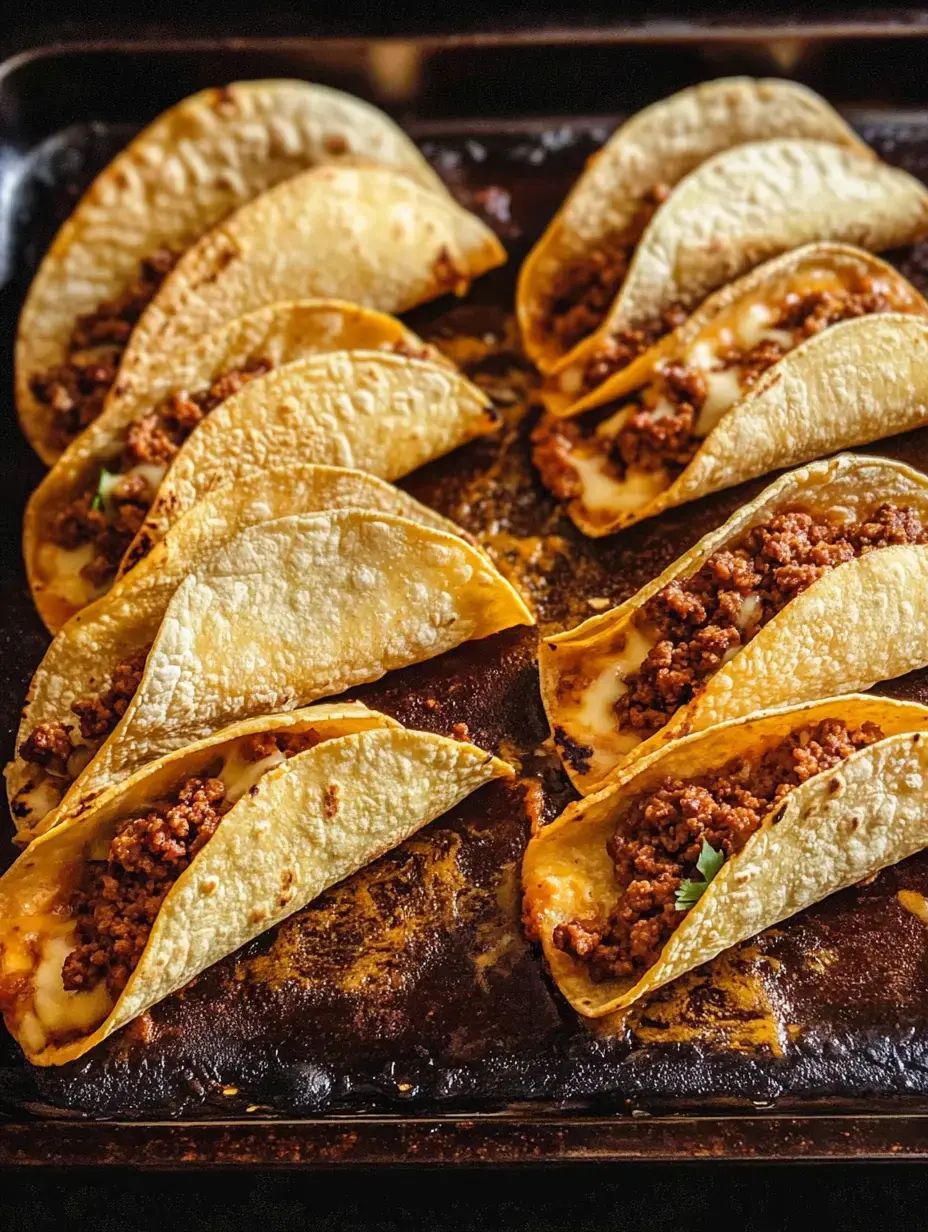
[
  {"x1": 37, "y1": 542, "x2": 100, "y2": 604},
  {"x1": 219, "y1": 745, "x2": 286, "y2": 803},
  {"x1": 122, "y1": 461, "x2": 169, "y2": 493},
  {"x1": 736, "y1": 592, "x2": 763, "y2": 633},
  {"x1": 573, "y1": 453, "x2": 668, "y2": 515},
  {"x1": 577, "y1": 624, "x2": 658, "y2": 752},
  {"x1": 694, "y1": 368, "x2": 745, "y2": 437},
  {"x1": 9, "y1": 924, "x2": 114, "y2": 1053}
]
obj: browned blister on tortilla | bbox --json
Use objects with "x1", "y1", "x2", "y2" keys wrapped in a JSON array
[
  {"x1": 544, "y1": 139, "x2": 928, "y2": 405},
  {"x1": 16, "y1": 80, "x2": 452, "y2": 464},
  {"x1": 540, "y1": 455, "x2": 928, "y2": 793},
  {"x1": 24, "y1": 300, "x2": 443, "y2": 632},
  {"x1": 523, "y1": 695, "x2": 928, "y2": 1017},
  {"x1": 0, "y1": 704, "x2": 513, "y2": 1064},
  {"x1": 518, "y1": 77, "x2": 869, "y2": 373},
  {"x1": 11, "y1": 507, "x2": 533, "y2": 840}
]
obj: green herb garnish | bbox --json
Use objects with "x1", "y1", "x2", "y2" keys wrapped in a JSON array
[
  {"x1": 91, "y1": 468, "x2": 119, "y2": 513},
  {"x1": 674, "y1": 839, "x2": 725, "y2": 911}
]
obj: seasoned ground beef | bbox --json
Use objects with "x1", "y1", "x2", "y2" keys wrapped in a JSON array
[
  {"x1": 580, "y1": 304, "x2": 689, "y2": 391},
  {"x1": 46, "y1": 358, "x2": 271, "y2": 588},
  {"x1": 615, "y1": 503, "x2": 928, "y2": 737},
  {"x1": 33, "y1": 249, "x2": 178, "y2": 452},
  {"x1": 552, "y1": 718, "x2": 884, "y2": 981},
  {"x1": 18, "y1": 720, "x2": 73, "y2": 767},
  {"x1": 540, "y1": 277, "x2": 907, "y2": 501},
  {"x1": 545, "y1": 185, "x2": 671, "y2": 353},
  {"x1": 583, "y1": 273, "x2": 895, "y2": 407},
  {"x1": 531, "y1": 416, "x2": 583, "y2": 501},
  {"x1": 60, "y1": 729, "x2": 325, "y2": 996},
  {"x1": 61, "y1": 776, "x2": 231, "y2": 996},
  {"x1": 19, "y1": 648, "x2": 149, "y2": 771}
]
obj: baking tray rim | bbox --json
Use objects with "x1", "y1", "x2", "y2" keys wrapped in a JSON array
[{"x1": 6, "y1": 11, "x2": 928, "y2": 86}]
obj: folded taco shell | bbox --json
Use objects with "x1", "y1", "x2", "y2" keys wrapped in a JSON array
[
  {"x1": 17, "y1": 80, "x2": 449, "y2": 463},
  {"x1": 25, "y1": 299, "x2": 438, "y2": 632},
  {"x1": 117, "y1": 163, "x2": 504, "y2": 375},
  {"x1": 523, "y1": 695, "x2": 928, "y2": 1017},
  {"x1": 8, "y1": 464, "x2": 470, "y2": 835},
  {"x1": 549, "y1": 139, "x2": 928, "y2": 401},
  {"x1": 21, "y1": 508, "x2": 533, "y2": 838},
  {"x1": 1, "y1": 704, "x2": 512, "y2": 1064},
  {"x1": 120, "y1": 349, "x2": 497, "y2": 566},
  {"x1": 540, "y1": 455, "x2": 928, "y2": 792},
  {"x1": 518, "y1": 77, "x2": 867, "y2": 372}
]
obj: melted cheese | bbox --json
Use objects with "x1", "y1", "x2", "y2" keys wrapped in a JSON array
[
  {"x1": 4, "y1": 922, "x2": 114, "y2": 1052},
  {"x1": 219, "y1": 746, "x2": 286, "y2": 803},
  {"x1": 11, "y1": 775, "x2": 66, "y2": 824},
  {"x1": 577, "y1": 624, "x2": 658, "y2": 748},
  {"x1": 736, "y1": 592, "x2": 763, "y2": 633},
  {"x1": 694, "y1": 367, "x2": 745, "y2": 436},
  {"x1": 573, "y1": 453, "x2": 668, "y2": 516},
  {"x1": 123, "y1": 461, "x2": 169, "y2": 493},
  {"x1": 37, "y1": 542, "x2": 100, "y2": 604}
]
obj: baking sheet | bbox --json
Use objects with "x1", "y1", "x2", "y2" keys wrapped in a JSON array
[{"x1": 6, "y1": 28, "x2": 928, "y2": 1160}]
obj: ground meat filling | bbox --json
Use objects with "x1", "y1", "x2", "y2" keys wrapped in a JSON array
[
  {"x1": 59, "y1": 730, "x2": 323, "y2": 997},
  {"x1": 576, "y1": 274, "x2": 897, "y2": 424},
  {"x1": 32, "y1": 249, "x2": 178, "y2": 452},
  {"x1": 19, "y1": 648, "x2": 149, "y2": 774},
  {"x1": 61, "y1": 775, "x2": 232, "y2": 996},
  {"x1": 552, "y1": 718, "x2": 884, "y2": 981},
  {"x1": 615, "y1": 503, "x2": 928, "y2": 738},
  {"x1": 544, "y1": 185, "x2": 671, "y2": 353},
  {"x1": 46, "y1": 357, "x2": 272, "y2": 589}
]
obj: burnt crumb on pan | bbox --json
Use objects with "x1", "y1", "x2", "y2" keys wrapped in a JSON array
[
  {"x1": 451, "y1": 722, "x2": 471, "y2": 741},
  {"x1": 553, "y1": 725, "x2": 593, "y2": 775}
]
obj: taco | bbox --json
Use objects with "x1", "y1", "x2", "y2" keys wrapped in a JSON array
[
  {"x1": 522, "y1": 695, "x2": 928, "y2": 1017},
  {"x1": 24, "y1": 300, "x2": 447, "y2": 631},
  {"x1": 531, "y1": 253, "x2": 928, "y2": 535},
  {"x1": 9, "y1": 506, "x2": 532, "y2": 839},
  {"x1": 543, "y1": 139, "x2": 928, "y2": 408},
  {"x1": 0, "y1": 703, "x2": 512, "y2": 1064},
  {"x1": 95, "y1": 164, "x2": 503, "y2": 435},
  {"x1": 16, "y1": 80, "x2": 451, "y2": 464},
  {"x1": 114, "y1": 349, "x2": 496, "y2": 575},
  {"x1": 518, "y1": 77, "x2": 868, "y2": 372},
  {"x1": 539, "y1": 455, "x2": 928, "y2": 794}
]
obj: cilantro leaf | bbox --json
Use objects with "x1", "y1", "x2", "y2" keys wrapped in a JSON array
[
  {"x1": 91, "y1": 468, "x2": 119, "y2": 513},
  {"x1": 674, "y1": 839, "x2": 725, "y2": 912},
  {"x1": 696, "y1": 838, "x2": 725, "y2": 883}
]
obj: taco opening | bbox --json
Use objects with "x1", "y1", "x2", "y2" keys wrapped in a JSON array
[
  {"x1": 13, "y1": 648, "x2": 152, "y2": 823},
  {"x1": 550, "y1": 717, "x2": 883, "y2": 982},
  {"x1": 552, "y1": 500, "x2": 928, "y2": 772},
  {"x1": 534, "y1": 262, "x2": 920, "y2": 525},
  {"x1": 1, "y1": 726, "x2": 331, "y2": 1053},
  {"x1": 30, "y1": 251, "x2": 179, "y2": 457}
]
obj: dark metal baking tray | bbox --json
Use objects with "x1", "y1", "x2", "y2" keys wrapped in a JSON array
[{"x1": 8, "y1": 23, "x2": 928, "y2": 1164}]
